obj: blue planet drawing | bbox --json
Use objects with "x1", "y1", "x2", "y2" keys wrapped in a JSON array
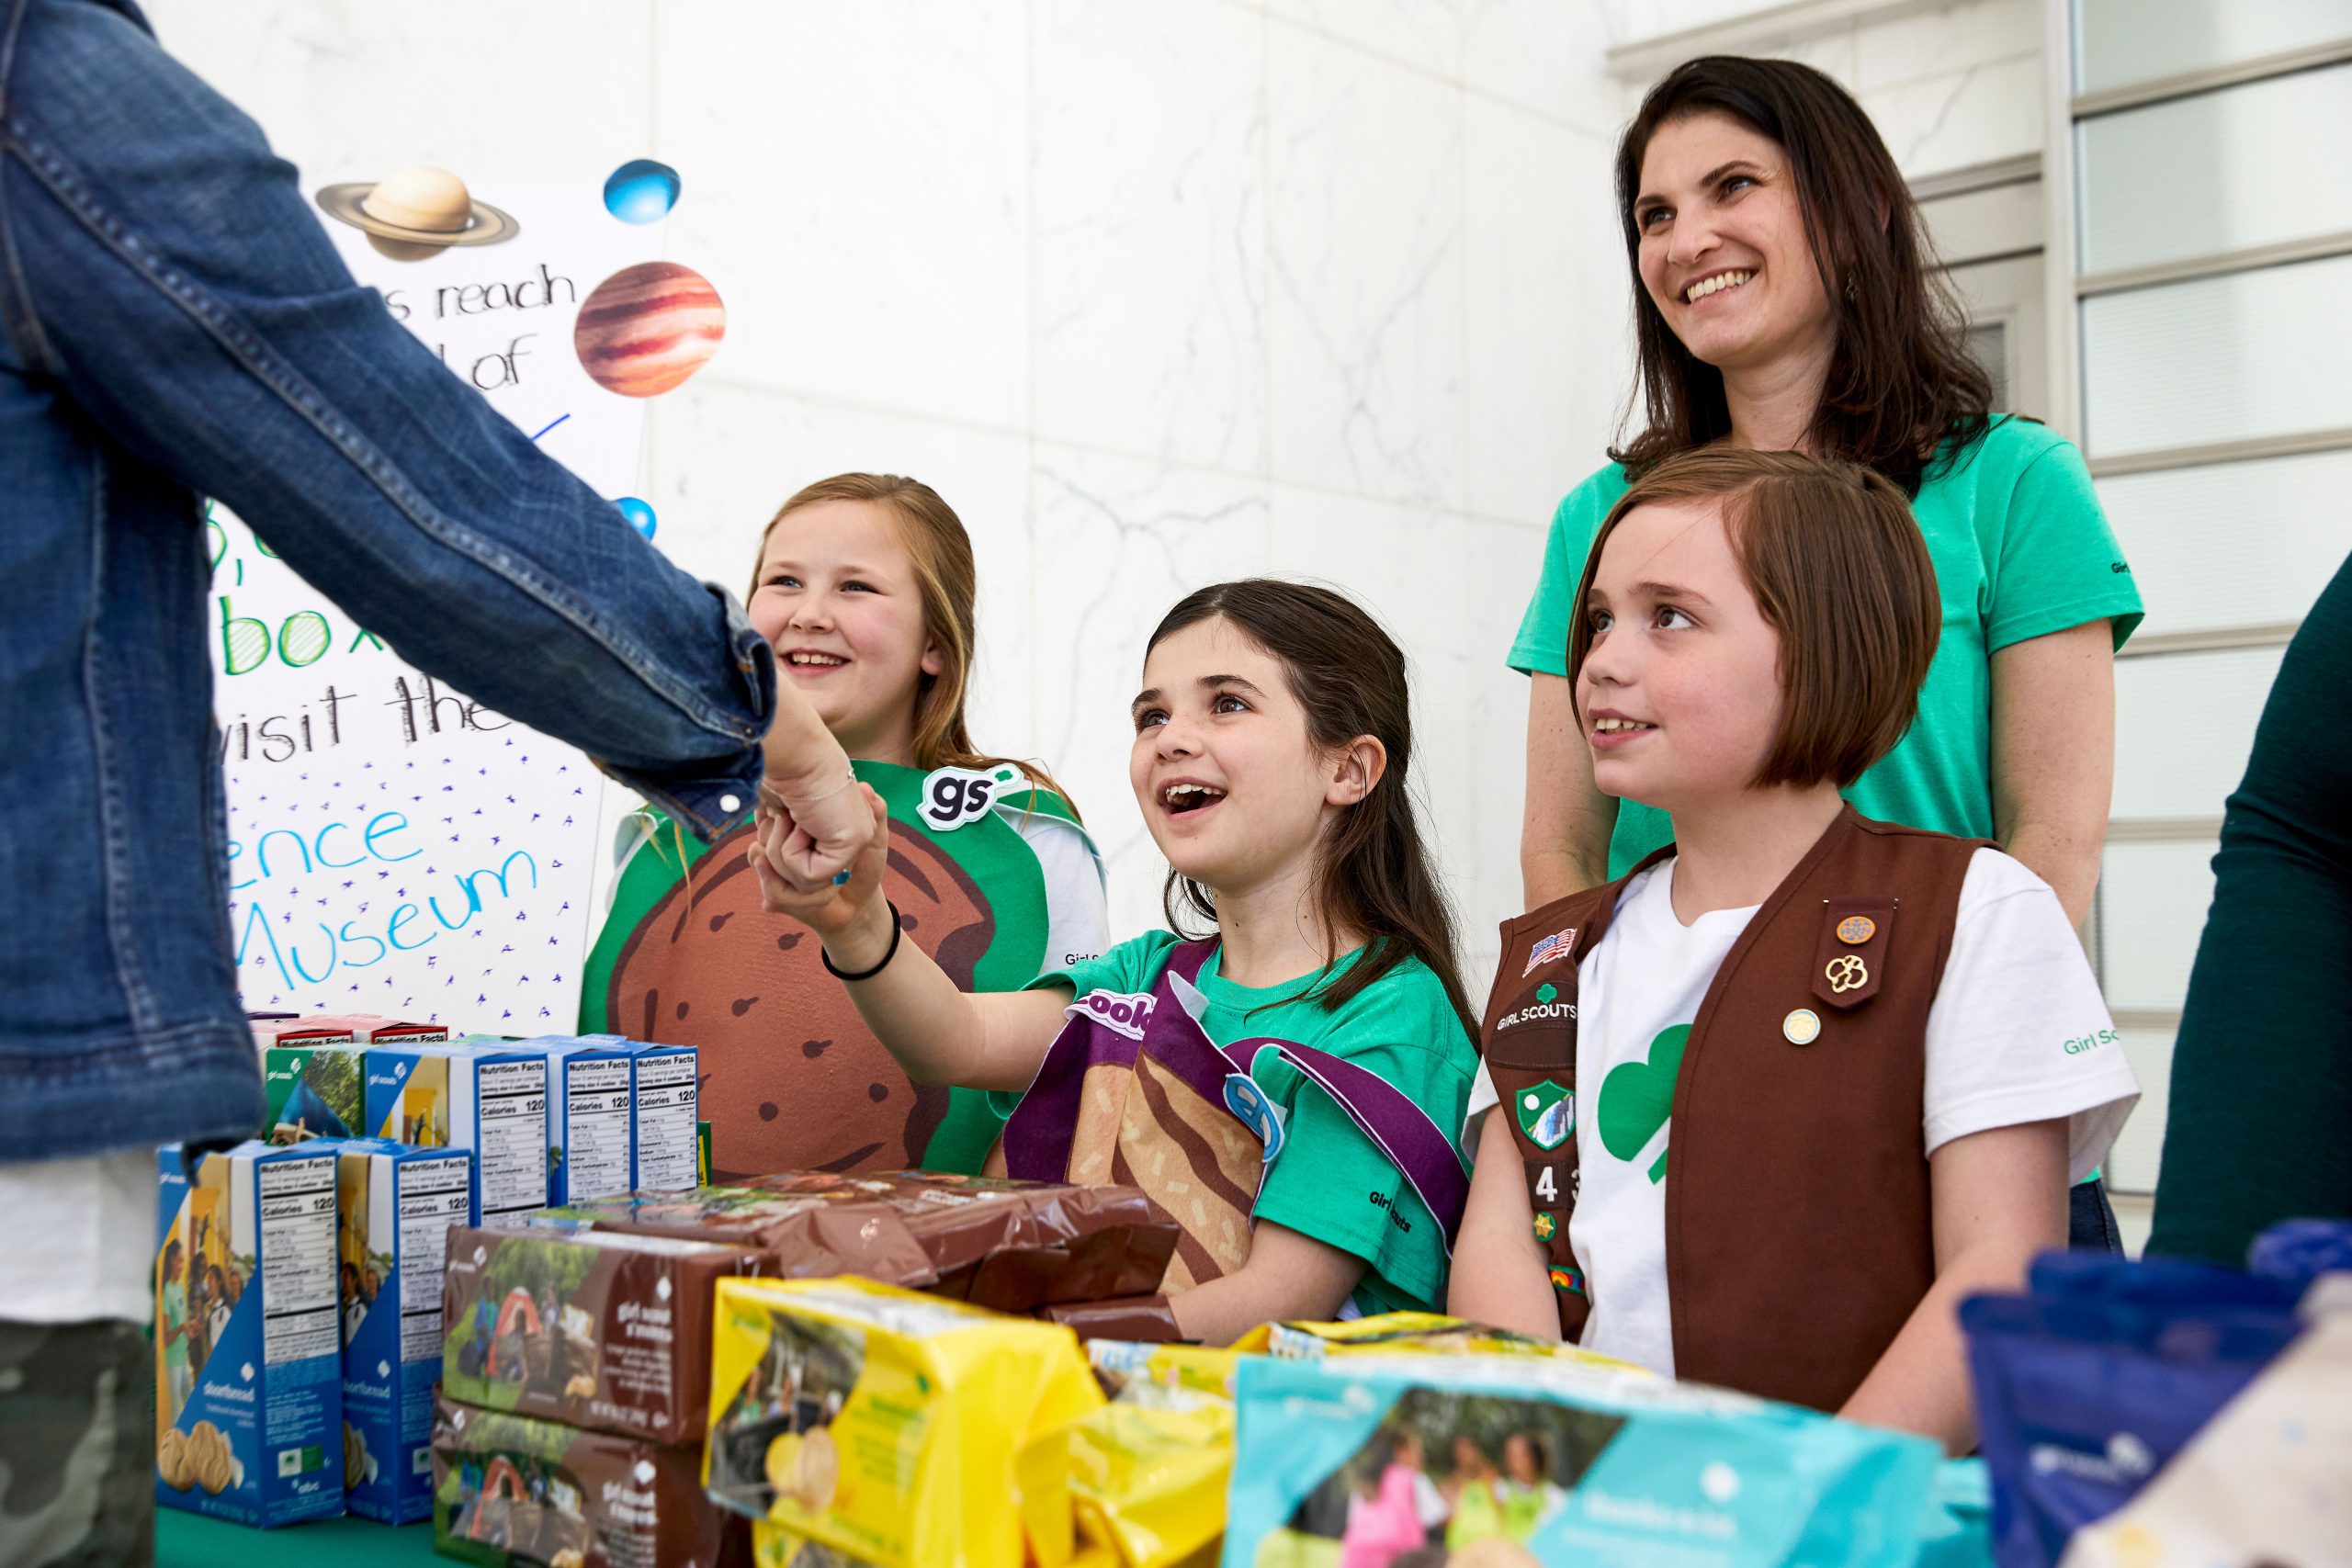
[
  {"x1": 616, "y1": 497, "x2": 657, "y2": 539},
  {"x1": 603, "y1": 159, "x2": 680, "y2": 224}
]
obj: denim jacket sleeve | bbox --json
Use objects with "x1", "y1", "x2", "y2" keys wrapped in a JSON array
[{"x1": 0, "y1": 0, "x2": 774, "y2": 840}]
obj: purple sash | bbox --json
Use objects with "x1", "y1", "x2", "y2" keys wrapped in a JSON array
[{"x1": 1002, "y1": 940, "x2": 1471, "y2": 1254}]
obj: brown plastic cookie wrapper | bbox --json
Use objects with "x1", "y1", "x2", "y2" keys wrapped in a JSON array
[
  {"x1": 1035, "y1": 1294, "x2": 1185, "y2": 1343},
  {"x1": 442, "y1": 1223, "x2": 775, "y2": 1445},
  {"x1": 535, "y1": 1189, "x2": 937, "y2": 1291},
  {"x1": 737, "y1": 1170, "x2": 1179, "y2": 1313},
  {"x1": 432, "y1": 1393, "x2": 748, "y2": 1568}
]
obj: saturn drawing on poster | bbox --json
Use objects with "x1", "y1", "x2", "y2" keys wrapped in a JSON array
[
  {"x1": 314, "y1": 165, "x2": 519, "y2": 260},
  {"x1": 573, "y1": 261, "x2": 727, "y2": 398}
]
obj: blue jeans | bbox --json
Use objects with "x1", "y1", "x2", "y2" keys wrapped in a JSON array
[
  {"x1": 0, "y1": 0, "x2": 774, "y2": 1160},
  {"x1": 2069, "y1": 1177, "x2": 2122, "y2": 1255}
]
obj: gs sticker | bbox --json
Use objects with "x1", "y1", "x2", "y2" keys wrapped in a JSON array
[{"x1": 920, "y1": 764, "x2": 1019, "y2": 830}]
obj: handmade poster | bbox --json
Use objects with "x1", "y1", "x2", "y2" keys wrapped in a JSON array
[{"x1": 212, "y1": 170, "x2": 715, "y2": 1032}]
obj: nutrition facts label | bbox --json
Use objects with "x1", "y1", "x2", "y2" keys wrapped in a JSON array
[
  {"x1": 563, "y1": 1055, "x2": 634, "y2": 1201},
  {"x1": 398, "y1": 1156, "x2": 473, "y2": 1364},
  {"x1": 257, "y1": 1155, "x2": 338, "y2": 1366},
  {"x1": 472, "y1": 1056, "x2": 549, "y2": 1216},
  {"x1": 634, "y1": 1050, "x2": 698, "y2": 1191}
]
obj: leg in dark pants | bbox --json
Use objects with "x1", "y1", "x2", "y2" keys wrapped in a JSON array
[{"x1": 2069, "y1": 1177, "x2": 2123, "y2": 1255}]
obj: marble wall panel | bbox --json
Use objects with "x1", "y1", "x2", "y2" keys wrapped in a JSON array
[
  {"x1": 649, "y1": 0, "x2": 1032, "y2": 430},
  {"x1": 1267, "y1": 25, "x2": 1467, "y2": 510},
  {"x1": 1032, "y1": 0, "x2": 1270, "y2": 474}
]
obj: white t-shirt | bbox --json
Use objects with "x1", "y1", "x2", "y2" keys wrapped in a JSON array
[
  {"x1": 1466, "y1": 848, "x2": 2140, "y2": 1379},
  {"x1": 0, "y1": 1147, "x2": 158, "y2": 1324},
  {"x1": 1010, "y1": 809, "x2": 1109, "y2": 975}
]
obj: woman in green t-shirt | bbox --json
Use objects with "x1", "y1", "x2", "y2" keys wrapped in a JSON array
[{"x1": 1514, "y1": 57, "x2": 2143, "y2": 1245}]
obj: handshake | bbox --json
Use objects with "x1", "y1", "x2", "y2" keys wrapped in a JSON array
[{"x1": 746, "y1": 721, "x2": 896, "y2": 967}]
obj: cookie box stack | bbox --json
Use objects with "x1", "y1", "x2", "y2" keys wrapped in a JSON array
[{"x1": 432, "y1": 1218, "x2": 771, "y2": 1567}]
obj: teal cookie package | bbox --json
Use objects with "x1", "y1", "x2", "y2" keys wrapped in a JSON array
[{"x1": 1222, "y1": 1354, "x2": 1940, "y2": 1567}]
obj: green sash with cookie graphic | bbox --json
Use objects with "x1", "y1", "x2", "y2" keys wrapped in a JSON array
[{"x1": 581, "y1": 760, "x2": 1090, "y2": 1176}]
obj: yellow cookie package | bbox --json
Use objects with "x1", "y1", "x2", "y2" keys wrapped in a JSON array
[{"x1": 706, "y1": 1277, "x2": 1105, "y2": 1568}]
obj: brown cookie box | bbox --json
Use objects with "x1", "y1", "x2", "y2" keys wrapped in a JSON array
[
  {"x1": 537, "y1": 1188, "x2": 940, "y2": 1291},
  {"x1": 432, "y1": 1393, "x2": 747, "y2": 1568},
  {"x1": 443, "y1": 1224, "x2": 773, "y2": 1446},
  {"x1": 737, "y1": 1171, "x2": 1179, "y2": 1312}
]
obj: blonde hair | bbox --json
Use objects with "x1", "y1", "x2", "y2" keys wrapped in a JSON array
[{"x1": 751, "y1": 474, "x2": 1077, "y2": 818}]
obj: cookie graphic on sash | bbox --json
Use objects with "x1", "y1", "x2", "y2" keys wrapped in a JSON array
[{"x1": 601, "y1": 818, "x2": 994, "y2": 1177}]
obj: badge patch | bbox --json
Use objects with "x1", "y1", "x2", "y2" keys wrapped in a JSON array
[
  {"x1": 1515, "y1": 1079, "x2": 1574, "y2": 1151},
  {"x1": 917, "y1": 763, "x2": 1019, "y2": 831},
  {"x1": 1223, "y1": 1074, "x2": 1285, "y2": 1163},
  {"x1": 1824, "y1": 954, "x2": 1869, "y2": 994},
  {"x1": 1522, "y1": 927, "x2": 1577, "y2": 976},
  {"x1": 1836, "y1": 914, "x2": 1877, "y2": 945},
  {"x1": 1782, "y1": 1009, "x2": 1821, "y2": 1044},
  {"x1": 1076, "y1": 988, "x2": 1157, "y2": 1042}
]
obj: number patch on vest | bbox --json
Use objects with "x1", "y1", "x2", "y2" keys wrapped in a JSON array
[
  {"x1": 1525, "y1": 1158, "x2": 1573, "y2": 1211},
  {"x1": 919, "y1": 764, "x2": 1018, "y2": 830}
]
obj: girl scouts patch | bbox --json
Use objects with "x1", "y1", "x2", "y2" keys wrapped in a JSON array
[
  {"x1": 918, "y1": 764, "x2": 1021, "y2": 831},
  {"x1": 1522, "y1": 927, "x2": 1576, "y2": 976},
  {"x1": 1516, "y1": 1080, "x2": 1574, "y2": 1151},
  {"x1": 1223, "y1": 1075, "x2": 1285, "y2": 1163},
  {"x1": 1548, "y1": 1265, "x2": 1586, "y2": 1296}
]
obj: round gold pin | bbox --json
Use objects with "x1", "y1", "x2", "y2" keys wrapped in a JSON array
[
  {"x1": 1836, "y1": 914, "x2": 1876, "y2": 945},
  {"x1": 1782, "y1": 1009, "x2": 1821, "y2": 1044}
]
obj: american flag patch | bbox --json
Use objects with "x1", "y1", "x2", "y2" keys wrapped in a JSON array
[{"x1": 1522, "y1": 927, "x2": 1577, "y2": 976}]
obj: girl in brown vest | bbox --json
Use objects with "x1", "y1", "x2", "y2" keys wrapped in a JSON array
[{"x1": 1451, "y1": 450, "x2": 2138, "y2": 1452}]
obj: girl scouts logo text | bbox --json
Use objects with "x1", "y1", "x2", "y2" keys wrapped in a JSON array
[
  {"x1": 1077, "y1": 989, "x2": 1156, "y2": 1041},
  {"x1": 1496, "y1": 983, "x2": 1574, "y2": 1032},
  {"x1": 1522, "y1": 927, "x2": 1577, "y2": 976},
  {"x1": 920, "y1": 764, "x2": 1019, "y2": 831}
]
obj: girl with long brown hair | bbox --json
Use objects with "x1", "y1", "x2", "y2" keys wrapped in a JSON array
[
  {"x1": 1511, "y1": 55, "x2": 2144, "y2": 1248},
  {"x1": 582, "y1": 475, "x2": 1107, "y2": 1179},
  {"x1": 752, "y1": 580, "x2": 1481, "y2": 1345}
]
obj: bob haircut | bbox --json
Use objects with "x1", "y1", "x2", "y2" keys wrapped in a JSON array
[
  {"x1": 1611, "y1": 56, "x2": 1992, "y2": 495},
  {"x1": 1566, "y1": 448, "x2": 1941, "y2": 790}
]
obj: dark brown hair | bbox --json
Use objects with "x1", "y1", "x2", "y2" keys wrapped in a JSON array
[
  {"x1": 1611, "y1": 55, "x2": 1992, "y2": 494},
  {"x1": 752, "y1": 473, "x2": 1075, "y2": 816},
  {"x1": 1566, "y1": 448, "x2": 1940, "y2": 789},
  {"x1": 1145, "y1": 581, "x2": 1476, "y2": 1034}
]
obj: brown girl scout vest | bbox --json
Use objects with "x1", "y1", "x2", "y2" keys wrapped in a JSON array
[{"x1": 1480, "y1": 805, "x2": 1985, "y2": 1413}]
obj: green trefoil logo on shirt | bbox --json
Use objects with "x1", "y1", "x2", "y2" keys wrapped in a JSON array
[{"x1": 1599, "y1": 1022, "x2": 1689, "y2": 1184}]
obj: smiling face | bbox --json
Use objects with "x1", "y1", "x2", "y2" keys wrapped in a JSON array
[
  {"x1": 750, "y1": 498, "x2": 943, "y2": 765},
  {"x1": 1634, "y1": 112, "x2": 1838, "y2": 382},
  {"x1": 1129, "y1": 615, "x2": 1349, "y2": 902},
  {"x1": 1576, "y1": 496, "x2": 1785, "y2": 813}
]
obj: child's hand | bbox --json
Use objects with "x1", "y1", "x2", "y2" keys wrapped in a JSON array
[
  {"x1": 750, "y1": 784, "x2": 892, "y2": 956},
  {"x1": 753, "y1": 761, "x2": 873, "y2": 889}
]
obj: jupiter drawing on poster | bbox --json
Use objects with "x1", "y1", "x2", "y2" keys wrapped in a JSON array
[{"x1": 573, "y1": 261, "x2": 727, "y2": 398}]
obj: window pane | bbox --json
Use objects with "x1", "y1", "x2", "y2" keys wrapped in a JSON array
[
  {"x1": 2113, "y1": 648, "x2": 2282, "y2": 819},
  {"x1": 2106, "y1": 1027, "x2": 2174, "y2": 1194},
  {"x1": 2100, "y1": 449, "x2": 2352, "y2": 636},
  {"x1": 2099, "y1": 840, "x2": 2216, "y2": 1012},
  {"x1": 2082, "y1": 254, "x2": 2352, "y2": 458},
  {"x1": 2076, "y1": 0, "x2": 2352, "y2": 95},
  {"x1": 2078, "y1": 65, "x2": 2352, "y2": 274},
  {"x1": 1966, "y1": 321, "x2": 2010, "y2": 411}
]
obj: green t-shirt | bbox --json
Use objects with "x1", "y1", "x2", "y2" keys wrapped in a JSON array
[
  {"x1": 162, "y1": 1280, "x2": 188, "y2": 1371},
  {"x1": 1510, "y1": 418, "x2": 2146, "y2": 876},
  {"x1": 1028, "y1": 931, "x2": 1478, "y2": 1316}
]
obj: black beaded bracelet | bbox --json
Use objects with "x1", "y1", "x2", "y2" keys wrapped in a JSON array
[{"x1": 821, "y1": 900, "x2": 903, "y2": 982}]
